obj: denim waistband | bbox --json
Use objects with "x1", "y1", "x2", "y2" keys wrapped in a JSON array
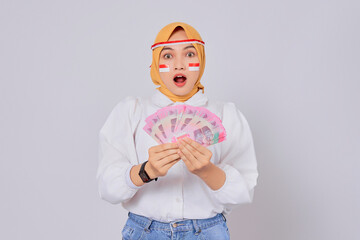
[{"x1": 127, "y1": 212, "x2": 226, "y2": 233}]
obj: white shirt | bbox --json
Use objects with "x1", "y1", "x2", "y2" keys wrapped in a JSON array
[{"x1": 96, "y1": 90, "x2": 258, "y2": 222}]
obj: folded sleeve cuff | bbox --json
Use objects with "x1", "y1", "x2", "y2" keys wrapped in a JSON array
[
  {"x1": 125, "y1": 165, "x2": 142, "y2": 190},
  {"x1": 208, "y1": 164, "x2": 253, "y2": 205}
]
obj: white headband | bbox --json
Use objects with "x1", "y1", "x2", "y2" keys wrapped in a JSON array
[{"x1": 151, "y1": 39, "x2": 205, "y2": 50}]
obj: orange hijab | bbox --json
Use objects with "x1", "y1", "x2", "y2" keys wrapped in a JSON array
[{"x1": 150, "y1": 22, "x2": 205, "y2": 102}]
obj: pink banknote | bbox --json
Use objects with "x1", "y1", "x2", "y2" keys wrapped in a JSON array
[{"x1": 143, "y1": 105, "x2": 226, "y2": 146}]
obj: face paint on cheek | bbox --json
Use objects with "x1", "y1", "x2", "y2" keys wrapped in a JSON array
[
  {"x1": 188, "y1": 63, "x2": 200, "y2": 71},
  {"x1": 159, "y1": 64, "x2": 170, "y2": 72}
]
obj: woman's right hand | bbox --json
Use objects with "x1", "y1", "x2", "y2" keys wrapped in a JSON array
[{"x1": 145, "y1": 142, "x2": 181, "y2": 179}]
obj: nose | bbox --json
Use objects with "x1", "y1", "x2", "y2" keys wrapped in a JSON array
[{"x1": 174, "y1": 56, "x2": 185, "y2": 70}]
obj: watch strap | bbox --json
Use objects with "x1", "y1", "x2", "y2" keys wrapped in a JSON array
[{"x1": 139, "y1": 161, "x2": 158, "y2": 183}]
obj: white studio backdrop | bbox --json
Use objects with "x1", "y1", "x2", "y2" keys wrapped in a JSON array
[{"x1": 0, "y1": 0, "x2": 359, "y2": 239}]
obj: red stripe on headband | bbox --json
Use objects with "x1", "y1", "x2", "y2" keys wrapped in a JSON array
[{"x1": 151, "y1": 39, "x2": 205, "y2": 50}]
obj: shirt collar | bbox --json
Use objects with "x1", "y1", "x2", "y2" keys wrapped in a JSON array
[{"x1": 150, "y1": 90, "x2": 208, "y2": 108}]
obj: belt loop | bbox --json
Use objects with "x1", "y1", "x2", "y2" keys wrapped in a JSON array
[
  {"x1": 221, "y1": 213, "x2": 227, "y2": 222},
  {"x1": 192, "y1": 219, "x2": 202, "y2": 235},
  {"x1": 143, "y1": 217, "x2": 153, "y2": 233}
]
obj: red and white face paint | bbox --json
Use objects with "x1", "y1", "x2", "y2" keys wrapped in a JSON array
[
  {"x1": 159, "y1": 64, "x2": 170, "y2": 72},
  {"x1": 188, "y1": 63, "x2": 200, "y2": 71}
]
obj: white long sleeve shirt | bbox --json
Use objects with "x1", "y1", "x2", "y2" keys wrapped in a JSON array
[{"x1": 96, "y1": 90, "x2": 258, "y2": 222}]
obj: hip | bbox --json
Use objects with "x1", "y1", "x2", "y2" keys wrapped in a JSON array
[{"x1": 122, "y1": 212, "x2": 230, "y2": 240}]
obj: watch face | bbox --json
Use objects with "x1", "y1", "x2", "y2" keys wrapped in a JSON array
[{"x1": 139, "y1": 171, "x2": 150, "y2": 182}]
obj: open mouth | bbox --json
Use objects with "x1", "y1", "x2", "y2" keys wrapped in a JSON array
[{"x1": 173, "y1": 74, "x2": 187, "y2": 87}]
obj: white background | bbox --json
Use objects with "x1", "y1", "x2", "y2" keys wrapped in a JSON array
[{"x1": 1, "y1": 0, "x2": 359, "y2": 239}]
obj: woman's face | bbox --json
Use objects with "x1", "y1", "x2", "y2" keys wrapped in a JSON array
[{"x1": 158, "y1": 29, "x2": 200, "y2": 96}]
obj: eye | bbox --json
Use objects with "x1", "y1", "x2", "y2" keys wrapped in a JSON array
[
  {"x1": 163, "y1": 53, "x2": 172, "y2": 59},
  {"x1": 187, "y1": 52, "x2": 195, "y2": 57}
]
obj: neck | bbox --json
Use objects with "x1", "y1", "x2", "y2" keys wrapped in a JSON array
[{"x1": 157, "y1": 86, "x2": 203, "y2": 102}]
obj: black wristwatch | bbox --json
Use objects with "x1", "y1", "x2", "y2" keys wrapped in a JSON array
[{"x1": 138, "y1": 161, "x2": 158, "y2": 183}]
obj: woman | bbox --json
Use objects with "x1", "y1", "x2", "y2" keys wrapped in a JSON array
[{"x1": 97, "y1": 22, "x2": 258, "y2": 240}]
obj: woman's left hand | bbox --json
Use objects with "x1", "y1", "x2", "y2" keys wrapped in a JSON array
[{"x1": 177, "y1": 137, "x2": 213, "y2": 176}]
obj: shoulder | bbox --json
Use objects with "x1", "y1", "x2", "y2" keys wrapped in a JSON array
[
  {"x1": 113, "y1": 95, "x2": 143, "y2": 110},
  {"x1": 102, "y1": 96, "x2": 145, "y2": 128},
  {"x1": 208, "y1": 99, "x2": 246, "y2": 120},
  {"x1": 111, "y1": 96, "x2": 145, "y2": 118},
  {"x1": 208, "y1": 99, "x2": 253, "y2": 138},
  {"x1": 223, "y1": 101, "x2": 243, "y2": 117}
]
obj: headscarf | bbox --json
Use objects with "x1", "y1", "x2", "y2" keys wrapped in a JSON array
[{"x1": 150, "y1": 22, "x2": 205, "y2": 102}]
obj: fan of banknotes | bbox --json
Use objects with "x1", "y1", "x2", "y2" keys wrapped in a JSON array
[{"x1": 143, "y1": 105, "x2": 226, "y2": 146}]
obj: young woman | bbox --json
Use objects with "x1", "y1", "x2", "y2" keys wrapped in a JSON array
[{"x1": 97, "y1": 22, "x2": 258, "y2": 240}]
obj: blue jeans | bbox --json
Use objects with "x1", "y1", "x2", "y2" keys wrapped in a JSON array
[{"x1": 121, "y1": 212, "x2": 230, "y2": 240}]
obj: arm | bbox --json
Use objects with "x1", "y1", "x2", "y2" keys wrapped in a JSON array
[
  {"x1": 177, "y1": 138, "x2": 226, "y2": 191},
  {"x1": 96, "y1": 97, "x2": 143, "y2": 204},
  {"x1": 196, "y1": 162, "x2": 226, "y2": 191},
  {"x1": 209, "y1": 102, "x2": 259, "y2": 206},
  {"x1": 178, "y1": 103, "x2": 258, "y2": 206},
  {"x1": 128, "y1": 142, "x2": 181, "y2": 187}
]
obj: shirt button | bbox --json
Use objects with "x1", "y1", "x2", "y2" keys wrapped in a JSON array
[{"x1": 172, "y1": 223, "x2": 178, "y2": 228}]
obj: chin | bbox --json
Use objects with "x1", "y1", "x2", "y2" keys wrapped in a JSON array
[{"x1": 172, "y1": 89, "x2": 191, "y2": 96}]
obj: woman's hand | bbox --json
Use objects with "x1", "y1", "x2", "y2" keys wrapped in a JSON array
[
  {"x1": 177, "y1": 137, "x2": 213, "y2": 177},
  {"x1": 146, "y1": 142, "x2": 181, "y2": 179}
]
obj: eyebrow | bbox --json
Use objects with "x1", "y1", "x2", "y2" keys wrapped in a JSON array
[{"x1": 161, "y1": 45, "x2": 196, "y2": 51}]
